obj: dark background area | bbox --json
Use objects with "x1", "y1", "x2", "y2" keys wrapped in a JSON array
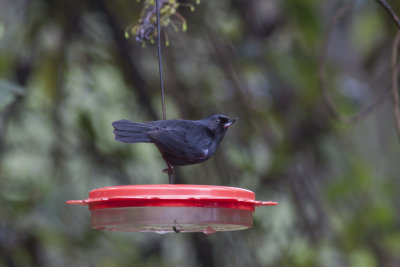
[{"x1": 1, "y1": 0, "x2": 400, "y2": 266}]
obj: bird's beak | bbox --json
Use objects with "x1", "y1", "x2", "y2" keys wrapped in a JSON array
[{"x1": 224, "y1": 118, "x2": 237, "y2": 128}]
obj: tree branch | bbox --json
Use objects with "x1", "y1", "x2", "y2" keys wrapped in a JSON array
[
  {"x1": 375, "y1": 0, "x2": 400, "y2": 29},
  {"x1": 391, "y1": 32, "x2": 400, "y2": 138}
]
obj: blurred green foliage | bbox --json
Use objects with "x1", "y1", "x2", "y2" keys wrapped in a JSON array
[{"x1": 1, "y1": 0, "x2": 400, "y2": 266}]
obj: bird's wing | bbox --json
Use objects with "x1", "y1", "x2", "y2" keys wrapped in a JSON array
[
  {"x1": 146, "y1": 122, "x2": 209, "y2": 159},
  {"x1": 147, "y1": 127, "x2": 187, "y2": 156}
]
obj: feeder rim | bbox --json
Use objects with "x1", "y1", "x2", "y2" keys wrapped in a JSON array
[{"x1": 66, "y1": 184, "x2": 278, "y2": 209}]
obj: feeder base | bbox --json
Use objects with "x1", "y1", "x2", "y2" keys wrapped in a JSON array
[{"x1": 91, "y1": 206, "x2": 253, "y2": 234}]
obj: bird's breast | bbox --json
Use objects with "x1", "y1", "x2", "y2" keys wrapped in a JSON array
[{"x1": 199, "y1": 148, "x2": 209, "y2": 159}]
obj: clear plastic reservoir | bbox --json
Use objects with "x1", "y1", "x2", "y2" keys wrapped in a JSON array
[{"x1": 91, "y1": 206, "x2": 253, "y2": 234}]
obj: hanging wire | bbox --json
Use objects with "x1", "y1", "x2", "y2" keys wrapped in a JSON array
[
  {"x1": 155, "y1": 0, "x2": 174, "y2": 184},
  {"x1": 155, "y1": 0, "x2": 166, "y2": 121}
]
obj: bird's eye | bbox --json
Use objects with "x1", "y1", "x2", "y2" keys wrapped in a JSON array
[{"x1": 215, "y1": 119, "x2": 220, "y2": 123}]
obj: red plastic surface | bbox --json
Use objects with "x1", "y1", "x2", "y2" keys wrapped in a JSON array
[{"x1": 67, "y1": 184, "x2": 278, "y2": 211}]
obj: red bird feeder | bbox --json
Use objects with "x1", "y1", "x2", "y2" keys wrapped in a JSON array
[{"x1": 67, "y1": 184, "x2": 277, "y2": 234}]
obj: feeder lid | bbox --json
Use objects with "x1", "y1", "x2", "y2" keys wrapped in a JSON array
[{"x1": 67, "y1": 184, "x2": 277, "y2": 209}]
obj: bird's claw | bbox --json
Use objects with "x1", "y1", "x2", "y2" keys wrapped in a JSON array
[{"x1": 162, "y1": 167, "x2": 173, "y2": 175}]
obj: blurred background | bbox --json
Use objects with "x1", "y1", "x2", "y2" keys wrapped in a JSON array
[{"x1": 1, "y1": 0, "x2": 400, "y2": 266}]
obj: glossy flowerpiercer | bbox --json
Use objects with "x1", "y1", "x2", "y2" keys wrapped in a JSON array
[{"x1": 112, "y1": 115, "x2": 236, "y2": 171}]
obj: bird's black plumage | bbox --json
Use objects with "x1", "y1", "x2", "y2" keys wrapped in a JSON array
[{"x1": 112, "y1": 114, "x2": 236, "y2": 166}]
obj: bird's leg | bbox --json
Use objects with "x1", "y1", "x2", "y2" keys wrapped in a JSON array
[
  {"x1": 168, "y1": 168, "x2": 174, "y2": 184},
  {"x1": 162, "y1": 163, "x2": 174, "y2": 184}
]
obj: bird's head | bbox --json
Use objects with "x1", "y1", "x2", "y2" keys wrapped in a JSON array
[{"x1": 203, "y1": 115, "x2": 237, "y2": 136}]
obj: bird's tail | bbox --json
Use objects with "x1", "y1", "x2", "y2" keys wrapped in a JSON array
[{"x1": 112, "y1": 120, "x2": 153, "y2": 143}]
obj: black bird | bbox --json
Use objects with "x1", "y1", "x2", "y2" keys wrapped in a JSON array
[{"x1": 112, "y1": 114, "x2": 236, "y2": 175}]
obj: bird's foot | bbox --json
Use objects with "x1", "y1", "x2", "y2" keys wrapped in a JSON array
[{"x1": 162, "y1": 166, "x2": 174, "y2": 175}]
